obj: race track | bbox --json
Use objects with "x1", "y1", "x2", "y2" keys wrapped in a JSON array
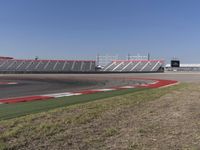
[
  {"x1": 0, "y1": 73, "x2": 153, "y2": 99},
  {"x1": 0, "y1": 72, "x2": 199, "y2": 99}
]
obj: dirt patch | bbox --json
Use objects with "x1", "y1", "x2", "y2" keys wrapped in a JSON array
[
  {"x1": 3, "y1": 83, "x2": 200, "y2": 149},
  {"x1": 104, "y1": 83, "x2": 200, "y2": 149}
]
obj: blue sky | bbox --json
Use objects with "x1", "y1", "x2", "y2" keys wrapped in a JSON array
[{"x1": 0, "y1": 0, "x2": 200, "y2": 63}]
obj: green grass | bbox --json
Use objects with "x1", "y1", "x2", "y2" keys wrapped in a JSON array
[
  {"x1": 0, "y1": 88, "x2": 146, "y2": 121},
  {"x1": 0, "y1": 83, "x2": 185, "y2": 150}
]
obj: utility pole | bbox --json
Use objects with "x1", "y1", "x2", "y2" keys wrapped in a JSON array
[
  {"x1": 127, "y1": 53, "x2": 130, "y2": 60},
  {"x1": 148, "y1": 53, "x2": 150, "y2": 60}
]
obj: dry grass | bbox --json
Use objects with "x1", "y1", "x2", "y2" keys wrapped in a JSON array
[{"x1": 0, "y1": 83, "x2": 193, "y2": 150}]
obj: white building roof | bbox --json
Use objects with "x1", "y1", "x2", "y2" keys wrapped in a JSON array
[{"x1": 166, "y1": 64, "x2": 200, "y2": 67}]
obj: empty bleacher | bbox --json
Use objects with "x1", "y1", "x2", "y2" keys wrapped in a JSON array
[
  {"x1": 0, "y1": 59, "x2": 96, "y2": 73},
  {"x1": 101, "y1": 60, "x2": 164, "y2": 72}
]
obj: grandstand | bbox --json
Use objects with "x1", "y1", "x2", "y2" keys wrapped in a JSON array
[
  {"x1": 0, "y1": 56, "x2": 13, "y2": 60},
  {"x1": 101, "y1": 60, "x2": 164, "y2": 72},
  {"x1": 0, "y1": 54, "x2": 164, "y2": 73},
  {"x1": 0, "y1": 58, "x2": 96, "y2": 73}
]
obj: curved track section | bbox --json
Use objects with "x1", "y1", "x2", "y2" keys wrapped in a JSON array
[
  {"x1": 0, "y1": 77, "x2": 150, "y2": 99},
  {"x1": 0, "y1": 74, "x2": 178, "y2": 104}
]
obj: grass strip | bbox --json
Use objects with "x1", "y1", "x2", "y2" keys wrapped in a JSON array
[
  {"x1": 0, "y1": 88, "x2": 145, "y2": 121},
  {"x1": 0, "y1": 83, "x2": 186, "y2": 150}
]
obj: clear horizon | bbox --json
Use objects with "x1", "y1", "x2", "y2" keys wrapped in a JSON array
[{"x1": 1, "y1": 0, "x2": 200, "y2": 64}]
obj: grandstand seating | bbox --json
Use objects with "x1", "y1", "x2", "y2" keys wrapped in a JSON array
[
  {"x1": 0, "y1": 59, "x2": 96, "y2": 73},
  {"x1": 0, "y1": 56, "x2": 13, "y2": 59},
  {"x1": 101, "y1": 60, "x2": 164, "y2": 72},
  {"x1": 0, "y1": 57, "x2": 164, "y2": 73}
]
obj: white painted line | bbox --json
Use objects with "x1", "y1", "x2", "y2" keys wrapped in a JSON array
[
  {"x1": 159, "y1": 82, "x2": 180, "y2": 89},
  {"x1": 0, "y1": 82, "x2": 18, "y2": 85},
  {"x1": 42, "y1": 92, "x2": 81, "y2": 98},
  {"x1": 7, "y1": 82, "x2": 18, "y2": 85},
  {"x1": 71, "y1": 93, "x2": 83, "y2": 96},
  {"x1": 120, "y1": 86, "x2": 135, "y2": 89},
  {"x1": 149, "y1": 81, "x2": 158, "y2": 85},
  {"x1": 91, "y1": 89, "x2": 116, "y2": 92}
]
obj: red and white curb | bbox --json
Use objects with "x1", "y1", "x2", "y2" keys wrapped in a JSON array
[
  {"x1": 43, "y1": 92, "x2": 82, "y2": 98},
  {"x1": 0, "y1": 79, "x2": 178, "y2": 104},
  {"x1": 0, "y1": 82, "x2": 18, "y2": 85}
]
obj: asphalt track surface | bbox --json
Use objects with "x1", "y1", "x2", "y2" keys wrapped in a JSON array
[
  {"x1": 0, "y1": 72, "x2": 199, "y2": 99},
  {"x1": 0, "y1": 74, "x2": 151, "y2": 99}
]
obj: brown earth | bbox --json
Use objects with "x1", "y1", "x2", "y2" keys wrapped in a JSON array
[
  {"x1": 105, "y1": 83, "x2": 200, "y2": 149},
  {"x1": 1, "y1": 73, "x2": 200, "y2": 149}
]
